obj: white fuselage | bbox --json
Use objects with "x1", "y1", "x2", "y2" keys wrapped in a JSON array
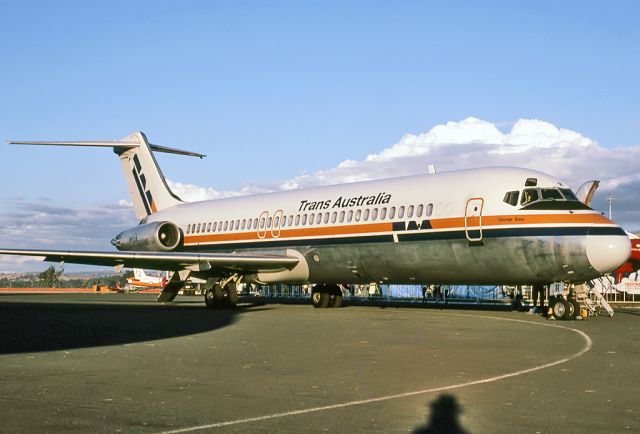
[{"x1": 142, "y1": 167, "x2": 630, "y2": 286}]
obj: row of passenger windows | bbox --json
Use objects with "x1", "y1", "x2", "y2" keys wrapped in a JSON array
[{"x1": 185, "y1": 203, "x2": 435, "y2": 234}]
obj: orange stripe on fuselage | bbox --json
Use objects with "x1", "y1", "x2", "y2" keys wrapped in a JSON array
[{"x1": 430, "y1": 213, "x2": 612, "y2": 229}]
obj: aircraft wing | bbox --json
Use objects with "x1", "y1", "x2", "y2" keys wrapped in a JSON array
[{"x1": 0, "y1": 248, "x2": 299, "y2": 274}]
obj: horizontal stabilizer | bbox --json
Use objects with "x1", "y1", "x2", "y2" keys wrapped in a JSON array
[{"x1": 7, "y1": 139, "x2": 206, "y2": 158}]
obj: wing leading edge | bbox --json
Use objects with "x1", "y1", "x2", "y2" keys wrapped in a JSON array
[{"x1": 0, "y1": 249, "x2": 299, "y2": 274}]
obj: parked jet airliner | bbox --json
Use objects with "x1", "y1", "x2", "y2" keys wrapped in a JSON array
[{"x1": 1, "y1": 132, "x2": 631, "y2": 309}]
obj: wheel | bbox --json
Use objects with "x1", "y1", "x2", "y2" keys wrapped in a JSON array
[
  {"x1": 311, "y1": 285, "x2": 330, "y2": 308},
  {"x1": 327, "y1": 284, "x2": 343, "y2": 308},
  {"x1": 224, "y1": 282, "x2": 238, "y2": 308},
  {"x1": 204, "y1": 287, "x2": 217, "y2": 309},
  {"x1": 563, "y1": 299, "x2": 578, "y2": 320},
  {"x1": 551, "y1": 298, "x2": 567, "y2": 320},
  {"x1": 571, "y1": 300, "x2": 581, "y2": 318},
  {"x1": 213, "y1": 284, "x2": 224, "y2": 303},
  {"x1": 329, "y1": 294, "x2": 343, "y2": 308}
]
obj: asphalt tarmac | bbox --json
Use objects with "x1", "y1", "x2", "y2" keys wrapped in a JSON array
[{"x1": 0, "y1": 293, "x2": 638, "y2": 433}]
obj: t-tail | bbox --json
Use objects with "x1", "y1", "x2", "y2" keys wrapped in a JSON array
[{"x1": 8, "y1": 132, "x2": 206, "y2": 220}]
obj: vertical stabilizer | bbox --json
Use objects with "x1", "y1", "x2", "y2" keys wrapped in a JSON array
[
  {"x1": 115, "y1": 132, "x2": 182, "y2": 220},
  {"x1": 8, "y1": 131, "x2": 205, "y2": 221}
]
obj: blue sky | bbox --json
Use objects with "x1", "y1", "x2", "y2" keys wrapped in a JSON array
[{"x1": 1, "y1": 1, "x2": 639, "y2": 271}]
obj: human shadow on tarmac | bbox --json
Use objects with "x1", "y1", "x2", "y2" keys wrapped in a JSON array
[
  {"x1": 0, "y1": 299, "x2": 268, "y2": 354},
  {"x1": 413, "y1": 394, "x2": 470, "y2": 434}
]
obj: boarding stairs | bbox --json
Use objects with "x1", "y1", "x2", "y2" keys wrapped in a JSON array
[{"x1": 584, "y1": 278, "x2": 615, "y2": 317}]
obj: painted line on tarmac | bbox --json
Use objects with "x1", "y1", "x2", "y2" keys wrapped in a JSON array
[{"x1": 162, "y1": 314, "x2": 592, "y2": 433}]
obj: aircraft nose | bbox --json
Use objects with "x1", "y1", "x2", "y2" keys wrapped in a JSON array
[{"x1": 586, "y1": 229, "x2": 631, "y2": 274}]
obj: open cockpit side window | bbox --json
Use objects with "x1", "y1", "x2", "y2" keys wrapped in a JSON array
[{"x1": 503, "y1": 190, "x2": 520, "y2": 206}]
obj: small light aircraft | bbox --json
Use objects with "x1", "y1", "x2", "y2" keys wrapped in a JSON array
[{"x1": 126, "y1": 268, "x2": 166, "y2": 290}]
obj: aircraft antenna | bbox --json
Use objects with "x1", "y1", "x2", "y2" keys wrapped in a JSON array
[{"x1": 608, "y1": 192, "x2": 615, "y2": 220}]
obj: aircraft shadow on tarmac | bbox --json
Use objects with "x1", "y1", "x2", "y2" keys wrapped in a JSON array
[
  {"x1": 413, "y1": 394, "x2": 470, "y2": 434},
  {"x1": 0, "y1": 300, "x2": 268, "y2": 354}
]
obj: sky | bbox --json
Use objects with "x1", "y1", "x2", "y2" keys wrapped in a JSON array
[{"x1": 0, "y1": 1, "x2": 639, "y2": 272}]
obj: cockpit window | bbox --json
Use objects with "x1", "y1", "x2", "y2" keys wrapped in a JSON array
[
  {"x1": 541, "y1": 188, "x2": 563, "y2": 200},
  {"x1": 560, "y1": 188, "x2": 579, "y2": 201},
  {"x1": 503, "y1": 191, "x2": 519, "y2": 206},
  {"x1": 521, "y1": 189, "x2": 539, "y2": 206},
  {"x1": 519, "y1": 187, "x2": 590, "y2": 210}
]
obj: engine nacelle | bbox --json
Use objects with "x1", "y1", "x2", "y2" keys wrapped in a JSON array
[{"x1": 111, "y1": 221, "x2": 182, "y2": 252}]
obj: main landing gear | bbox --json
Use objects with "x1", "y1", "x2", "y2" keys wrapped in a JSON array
[
  {"x1": 550, "y1": 297, "x2": 580, "y2": 320},
  {"x1": 203, "y1": 278, "x2": 238, "y2": 309},
  {"x1": 311, "y1": 284, "x2": 343, "y2": 308}
]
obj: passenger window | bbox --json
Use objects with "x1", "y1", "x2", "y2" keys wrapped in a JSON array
[
  {"x1": 267, "y1": 217, "x2": 272, "y2": 228},
  {"x1": 426, "y1": 203, "x2": 433, "y2": 217},
  {"x1": 331, "y1": 212, "x2": 337, "y2": 223},
  {"x1": 213, "y1": 222, "x2": 217, "y2": 232},
  {"x1": 521, "y1": 189, "x2": 539, "y2": 205},
  {"x1": 207, "y1": 222, "x2": 211, "y2": 232},
  {"x1": 241, "y1": 219, "x2": 246, "y2": 230},
  {"x1": 302, "y1": 214, "x2": 308, "y2": 225},
  {"x1": 324, "y1": 212, "x2": 330, "y2": 224},
  {"x1": 339, "y1": 211, "x2": 345, "y2": 223},
  {"x1": 398, "y1": 206, "x2": 405, "y2": 218},
  {"x1": 389, "y1": 207, "x2": 396, "y2": 219},
  {"x1": 186, "y1": 224, "x2": 191, "y2": 234},
  {"x1": 363, "y1": 209, "x2": 370, "y2": 221},
  {"x1": 274, "y1": 216, "x2": 280, "y2": 227},
  {"x1": 288, "y1": 215, "x2": 293, "y2": 226},
  {"x1": 355, "y1": 210, "x2": 361, "y2": 221},
  {"x1": 347, "y1": 210, "x2": 353, "y2": 222},
  {"x1": 407, "y1": 205, "x2": 414, "y2": 218},
  {"x1": 260, "y1": 218, "x2": 265, "y2": 229},
  {"x1": 417, "y1": 204, "x2": 423, "y2": 217},
  {"x1": 224, "y1": 221, "x2": 229, "y2": 231},
  {"x1": 309, "y1": 213, "x2": 315, "y2": 225},
  {"x1": 380, "y1": 207, "x2": 387, "y2": 220},
  {"x1": 295, "y1": 215, "x2": 300, "y2": 226},
  {"x1": 503, "y1": 191, "x2": 519, "y2": 206},
  {"x1": 197, "y1": 223, "x2": 201, "y2": 233},
  {"x1": 372, "y1": 208, "x2": 378, "y2": 221}
]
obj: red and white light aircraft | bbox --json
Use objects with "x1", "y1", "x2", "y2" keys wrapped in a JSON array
[{"x1": 1, "y1": 132, "x2": 631, "y2": 309}]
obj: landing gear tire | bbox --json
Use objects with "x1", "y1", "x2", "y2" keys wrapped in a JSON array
[
  {"x1": 204, "y1": 287, "x2": 217, "y2": 309},
  {"x1": 311, "y1": 285, "x2": 330, "y2": 308},
  {"x1": 563, "y1": 299, "x2": 576, "y2": 320},
  {"x1": 571, "y1": 300, "x2": 581, "y2": 318},
  {"x1": 329, "y1": 294, "x2": 343, "y2": 308},
  {"x1": 213, "y1": 284, "x2": 224, "y2": 303},
  {"x1": 551, "y1": 298, "x2": 567, "y2": 320},
  {"x1": 223, "y1": 282, "x2": 238, "y2": 308}
]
